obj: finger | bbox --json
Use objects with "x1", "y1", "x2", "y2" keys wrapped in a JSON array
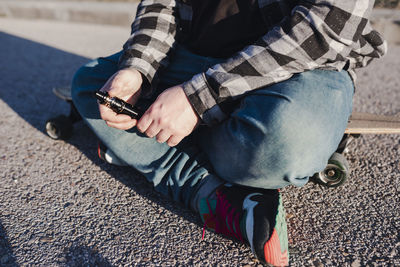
[
  {"x1": 167, "y1": 135, "x2": 183, "y2": 147},
  {"x1": 106, "y1": 119, "x2": 137, "y2": 130},
  {"x1": 144, "y1": 121, "x2": 161, "y2": 138},
  {"x1": 99, "y1": 104, "x2": 133, "y2": 123},
  {"x1": 136, "y1": 112, "x2": 153, "y2": 133},
  {"x1": 98, "y1": 103, "x2": 116, "y2": 121},
  {"x1": 155, "y1": 130, "x2": 171, "y2": 144}
]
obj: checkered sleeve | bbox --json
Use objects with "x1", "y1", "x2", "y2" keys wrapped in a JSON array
[
  {"x1": 118, "y1": 0, "x2": 179, "y2": 94},
  {"x1": 182, "y1": 0, "x2": 387, "y2": 126}
]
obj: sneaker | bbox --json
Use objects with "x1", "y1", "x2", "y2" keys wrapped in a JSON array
[
  {"x1": 97, "y1": 142, "x2": 128, "y2": 166},
  {"x1": 199, "y1": 184, "x2": 289, "y2": 266}
]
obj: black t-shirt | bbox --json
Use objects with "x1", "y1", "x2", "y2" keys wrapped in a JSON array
[{"x1": 184, "y1": 0, "x2": 268, "y2": 58}]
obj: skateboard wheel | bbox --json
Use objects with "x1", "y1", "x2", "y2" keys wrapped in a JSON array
[
  {"x1": 45, "y1": 115, "x2": 73, "y2": 140},
  {"x1": 311, "y1": 152, "x2": 350, "y2": 187}
]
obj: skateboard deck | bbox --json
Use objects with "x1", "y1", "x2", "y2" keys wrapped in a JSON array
[{"x1": 345, "y1": 112, "x2": 400, "y2": 134}]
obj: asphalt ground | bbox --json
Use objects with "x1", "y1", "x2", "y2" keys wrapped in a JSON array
[{"x1": 0, "y1": 17, "x2": 399, "y2": 266}]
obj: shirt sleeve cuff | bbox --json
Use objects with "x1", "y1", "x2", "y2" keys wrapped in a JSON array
[{"x1": 182, "y1": 73, "x2": 228, "y2": 126}]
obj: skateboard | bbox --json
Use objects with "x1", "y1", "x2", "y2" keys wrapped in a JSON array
[
  {"x1": 45, "y1": 87, "x2": 400, "y2": 187},
  {"x1": 311, "y1": 112, "x2": 400, "y2": 187},
  {"x1": 45, "y1": 87, "x2": 82, "y2": 140}
]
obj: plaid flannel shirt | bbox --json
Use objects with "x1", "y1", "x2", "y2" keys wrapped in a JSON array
[{"x1": 118, "y1": 0, "x2": 387, "y2": 125}]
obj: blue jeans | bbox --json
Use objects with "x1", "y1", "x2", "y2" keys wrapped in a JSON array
[{"x1": 71, "y1": 46, "x2": 354, "y2": 208}]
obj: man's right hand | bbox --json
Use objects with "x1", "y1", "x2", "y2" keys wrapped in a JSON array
[{"x1": 99, "y1": 68, "x2": 143, "y2": 130}]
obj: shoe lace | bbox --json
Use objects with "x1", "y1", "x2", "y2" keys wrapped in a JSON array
[{"x1": 202, "y1": 190, "x2": 244, "y2": 242}]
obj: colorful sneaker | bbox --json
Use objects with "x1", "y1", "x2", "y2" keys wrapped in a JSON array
[
  {"x1": 199, "y1": 184, "x2": 289, "y2": 266},
  {"x1": 97, "y1": 142, "x2": 127, "y2": 166}
]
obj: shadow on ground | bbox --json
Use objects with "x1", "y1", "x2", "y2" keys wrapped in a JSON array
[
  {"x1": 0, "y1": 31, "x2": 202, "y2": 264},
  {"x1": 0, "y1": 222, "x2": 18, "y2": 266}
]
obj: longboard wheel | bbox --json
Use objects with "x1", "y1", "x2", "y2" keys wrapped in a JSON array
[
  {"x1": 311, "y1": 152, "x2": 350, "y2": 187},
  {"x1": 45, "y1": 115, "x2": 73, "y2": 140}
]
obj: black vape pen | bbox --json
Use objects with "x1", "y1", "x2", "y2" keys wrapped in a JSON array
[{"x1": 95, "y1": 91, "x2": 142, "y2": 119}]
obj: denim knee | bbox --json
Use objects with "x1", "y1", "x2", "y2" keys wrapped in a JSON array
[
  {"x1": 71, "y1": 65, "x2": 88, "y2": 101},
  {"x1": 71, "y1": 53, "x2": 121, "y2": 106},
  {"x1": 200, "y1": 70, "x2": 353, "y2": 189},
  {"x1": 231, "y1": 98, "x2": 322, "y2": 187}
]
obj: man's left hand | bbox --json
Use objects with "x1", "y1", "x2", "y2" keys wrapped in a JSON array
[{"x1": 137, "y1": 85, "x2": 200, "y2": 147}]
